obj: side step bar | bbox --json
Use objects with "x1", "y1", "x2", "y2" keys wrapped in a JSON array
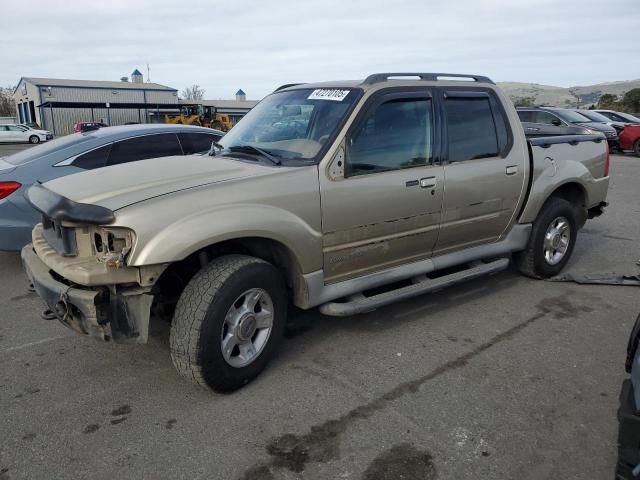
[{"x1": 318, "y1": 258, "x2": 510, "y2": 317}]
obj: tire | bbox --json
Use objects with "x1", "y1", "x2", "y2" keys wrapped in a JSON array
[
  {"x1": 169, "y1": 254, "x2": 287, "y2": 392},
  {"x1": 634, "y1": 139, "x2": 640, "y2": 157},
  {"x1": 514, "y1": 196, "x2": 578, "y2": 279},
  {"x1": 29, "y1": 135, "x2": 40, "y2": 144}
]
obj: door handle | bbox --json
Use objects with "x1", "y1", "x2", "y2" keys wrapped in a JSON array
[
  {"x1": 526, "y1": 127, "x2": 540, "y2": 131},
  {"x1": 420, "y1": 176, "x2": 437, "y2": 188},
  {"x1": 505, "y1": 165, "x2": 518, "y2": 176}
]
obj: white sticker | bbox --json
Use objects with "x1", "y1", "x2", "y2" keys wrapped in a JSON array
[{"x1": 308, "y1": 89, "x2": 350, "y2": 101}]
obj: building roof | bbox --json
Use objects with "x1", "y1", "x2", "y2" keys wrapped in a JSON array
[
  {"x1": 235, "y1": 89, "x2": 246, "y2": 95},
  {"x1": 196, "y1": 99, "x2": 259, "y2": 109},
  {"x1": 132, "y1": 69, "x2": 143, "y2": 76},
  {"x1": 17, "y1": 77, "x2": 177, "y2": 92}
]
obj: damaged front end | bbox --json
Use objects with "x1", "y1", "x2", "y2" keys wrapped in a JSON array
[{"x1": 22, "y1": 184, "x2": 165, "y2": 344}]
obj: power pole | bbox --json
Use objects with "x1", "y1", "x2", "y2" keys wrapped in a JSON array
[{"x1": 146, "y1": 63, "x2": 151, "y2": 83}]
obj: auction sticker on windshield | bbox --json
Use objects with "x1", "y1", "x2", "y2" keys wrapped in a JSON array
[{"x1": 308, "y1": 89, "x2": 350, "y2": 101}]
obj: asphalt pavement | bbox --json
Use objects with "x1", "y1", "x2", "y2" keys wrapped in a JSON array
[{"x1": 0, "y1": 150, "x2": 639, "y2": 480}]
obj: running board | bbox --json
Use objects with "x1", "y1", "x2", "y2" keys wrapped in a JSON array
[{"x1": 318, "y1": 258, "x2": 510, "y2": 317}]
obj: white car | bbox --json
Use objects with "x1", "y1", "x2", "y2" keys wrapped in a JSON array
[{"x1": 0, "y1": 124, "x2": 53, "y2": 144}]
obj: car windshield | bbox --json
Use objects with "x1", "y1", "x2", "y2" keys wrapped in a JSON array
[
  {"x1": 553, "y1": 109, "x2": 592, "y2": 123},
  {"x1": 613, "y1": 112, "x2": 640, "y2": 123},
  {"x1": 4, "y1": 132, "x2": 94, "y2": 165},
  {"x1": 577, "y1": 110, "x2": 611, "y2": 122},
  {"x1": 217, "y1": 87, "x2": 360, "y2": 162}
]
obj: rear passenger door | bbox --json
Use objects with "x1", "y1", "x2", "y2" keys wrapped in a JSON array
[
  {"x1": 433, "y1": 89, "x2": 525, "y2": 255},
  {"x1": 106, "y1": 133, "x2": 183, "y2": 166}
]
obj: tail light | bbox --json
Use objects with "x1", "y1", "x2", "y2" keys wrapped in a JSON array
[
  {"x1": 0, "y1": 181, "x2": 21, "y2": 200},
  {"x1": 604, "y1": 141, "x2": 610, "y2": 177}
]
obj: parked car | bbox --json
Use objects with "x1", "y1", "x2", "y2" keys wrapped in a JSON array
[
  {"x1": 0, "y1": 124, "x2": 223, "y2": 251},
  {"x1": 18, "y1": 122, "x2": 43, "y2": 130},
  {"x1": 20, "y1": 73, "x2": 610, "y2": 392},
  {"x1": 616, "y1": 313, "x2": 640, "y2": 479},
  {"x1": 516, "y1": 106, "x2": 618, "y2": 149},
  {"x1": 0, "y1": 124, "x2": 52, "y2": 144},
  {"x1": 571, "y1": 109, "x2": 627, "y2": 134},
  {"x1": 73, "y1": 122, "x2": 108, "y2": 133},
  {"x1": 594, "y1": 110, "x2": 640, "y2": 124},
  {"x1": 619, "y1": 124, "x2": 640, "y2": 156},
  {"x1": 516, "y1": 109, "x2": 599, "y2": 137}
]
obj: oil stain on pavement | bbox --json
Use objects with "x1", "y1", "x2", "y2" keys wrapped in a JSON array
[
  {"x1": 238, "y1": 294, "x2": 590, "y2": 479},
  {"x1": 362, "y1": 443, "x2": 436, "y2": 480}
]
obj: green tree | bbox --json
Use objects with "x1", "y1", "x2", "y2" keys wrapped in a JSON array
[
  {"x1": 621, "y1": 88, "x2": 640, "y2": 113},
  {"x1": 597, "y1": 93, "x2": 620, "y2": 110}
]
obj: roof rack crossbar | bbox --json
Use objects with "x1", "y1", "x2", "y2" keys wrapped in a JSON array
[
  {"x1": 361, "y1": 73, "x2": 494, "y2": 85},
  {"x1": 273, "y1": 83, "x2": 305, "y2": 92}
]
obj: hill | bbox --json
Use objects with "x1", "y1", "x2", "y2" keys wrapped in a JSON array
[{"x1": 497, "y1": 79, "x2": 640, "y2": 107}]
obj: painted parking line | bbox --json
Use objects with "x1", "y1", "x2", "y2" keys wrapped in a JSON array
[{"x1": 2, "y1": 335, "x2": 68, "y2": 353}]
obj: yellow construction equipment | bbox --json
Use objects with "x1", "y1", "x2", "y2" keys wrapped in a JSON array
[{"x1": 164, "y1": 104, "x2": 233, "y2": 131}]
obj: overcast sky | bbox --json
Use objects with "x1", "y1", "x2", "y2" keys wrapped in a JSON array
[{"x1": 2, "y1": 0, "x2": 638, "y2": 100}]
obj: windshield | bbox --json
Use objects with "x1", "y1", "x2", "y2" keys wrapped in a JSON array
[
  {"x1": 553, "y1": 109, "x2": 592, "y2": 123},
  {"x1": 218, "y1": 88, "x2": 360, "y2": 162},
  {"x1": 614, "y1": 112, "x2": 640, "y2": 123},
  {"x1": 577, "y1": 110, "x2": 611, "y2": 122},
  {"x1": 4, "y1": 132, "x2": 94, "y2": 165}
]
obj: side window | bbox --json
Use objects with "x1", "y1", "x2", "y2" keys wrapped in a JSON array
[
  {"x1": 346, "y1": 97, "x2": 433, "y2": 176},
  {"x1": 534, "y1": 111, "x2": 559, "y2": 125},
  {"x1": 517, "y1": 111, "x2": 535, "y2": 122},
  {"x1": 107, "y1": 133, "x2": 182, "y2": 166},
  {"x1": 178, "y1": 132, "x2": 222, "y2": 154},
  {"x1": 445, "y1": 97, "x2": 498, "y2": 162},
  {"x1": 73, "y1": 144, "x2": 112, "y2": 170}
]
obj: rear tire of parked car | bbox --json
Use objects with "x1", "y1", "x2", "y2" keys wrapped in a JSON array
[
  {"x1": 169, "y1": 254, "x2": 287, "y2": 392},
  {"x1": 634, "y1": 139, "x2": 640, "y2": 157},
  {"x1": 29, "y1": 135, "x2": 40, "y2": 144},
  {"x1": 514, "y1": 196, "x2": 578, "y2": 279}
]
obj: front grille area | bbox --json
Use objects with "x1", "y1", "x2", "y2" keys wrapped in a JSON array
[{"x1": 41, "y1": 215, "x2": 78, "y2": 257}]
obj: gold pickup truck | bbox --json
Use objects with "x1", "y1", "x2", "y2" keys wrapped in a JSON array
[{"x1": 21, "y1": 73, "x2": 610, "y2": 391}]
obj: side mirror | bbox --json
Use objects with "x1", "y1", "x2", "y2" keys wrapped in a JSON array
[{"x1": 551, "y1": 119, "x2": 562, "y2": 126}]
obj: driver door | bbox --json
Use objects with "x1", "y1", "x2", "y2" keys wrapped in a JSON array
[{"x1": 319, "y1": 90, "x2": 444, "y2": 284}]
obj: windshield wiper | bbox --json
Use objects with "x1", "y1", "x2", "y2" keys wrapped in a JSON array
[{"x1": 227, "y1": 145, "x2": 282, "y2": 165}]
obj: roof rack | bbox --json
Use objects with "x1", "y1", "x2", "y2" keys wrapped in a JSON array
[
  {"x1": 273, "y1": 83, "x2": 305, "y2": 92},
  {"x1": 361, "y1": 73, "x2": 495, "y2": 85}
]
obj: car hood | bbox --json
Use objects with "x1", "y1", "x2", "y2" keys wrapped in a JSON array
[
  {"x1": 42, "y1": 154, "x2": 282, "y2": 211},
  {"x1": 577, "y1": 122, "x2": 616, "y2": 133}
]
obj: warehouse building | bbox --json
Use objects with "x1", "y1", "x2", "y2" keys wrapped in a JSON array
[{"x1": 13, "y1": 70, "x2": 180, "y2": 136}]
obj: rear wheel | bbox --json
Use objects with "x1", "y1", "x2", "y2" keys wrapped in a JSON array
[
  {"x1": 169, "y1": 254, "x2": 287, "y2": 392},
  {"x1": 29, "y1": 135, "x2": 40, "y2": 144},
  {"x1": 515, "y1": 197, "x2": 578, "y2": 279},
  {"x1": 634, "y1": 139, "x2": 640, "y2": 157}
]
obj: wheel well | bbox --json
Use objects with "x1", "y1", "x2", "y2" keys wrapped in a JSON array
[
  {"x1": 548, "y1": 182, "x2": 587, "y2": 226},
  {"x1": 150, "y1": 237, "x2": 304, "y2": 322}
]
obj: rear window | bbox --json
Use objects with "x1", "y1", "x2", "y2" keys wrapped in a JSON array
[
  {"x1": 178, "y1": 132, "x2": 222, "y2": 154},
  {"x1": 73, "y1": 144, "x2": 112, "y2": 170},
  {"x1": 445, "y1": 97, "x2": 499, "y2": 162},
  {"x1": 3, "y1": 133, "x2": 94, "y2": 165}
]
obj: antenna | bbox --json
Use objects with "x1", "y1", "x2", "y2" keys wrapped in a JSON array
[{"x1": 146, "y1": 63, "x2": 151, "y2": 82}]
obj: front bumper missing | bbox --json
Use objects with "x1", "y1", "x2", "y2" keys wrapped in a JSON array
[{"x1": 21, "y1": 244, "x2": 152, "y2": 344}]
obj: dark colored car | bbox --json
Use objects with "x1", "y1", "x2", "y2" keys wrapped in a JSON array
[
  {"x1": 617, "y1": 313, "x2": 640, "y2": 479},
  {"x1": 516, "y1": 109, "x2": 599, "y2": 137},
  {"x1": 573, "y1": 109, "x2": 627, "y2": 134},
  {"x1": 73, "y1": 122, "x2": 108, "y2": 133},
  {"x1": 595, "y1": 110, "x2": 640, "y2": 124},
  {"x1": 517, "y1": 107, "x2": 618, "y2": 148}
]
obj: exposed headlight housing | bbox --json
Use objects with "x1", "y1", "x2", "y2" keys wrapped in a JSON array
[{"x1": 92, "y1": 227, "x2": 135, "y2": 268}]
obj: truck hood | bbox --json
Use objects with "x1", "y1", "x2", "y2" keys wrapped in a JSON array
[{"x1": 43, "y1": 154, "x2": 280, "y2": 211}]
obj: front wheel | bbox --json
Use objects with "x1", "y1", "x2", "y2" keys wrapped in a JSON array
[
  {"x1": 169, "y1": 254, "x2": 287, "y2": 392},
  {"x1": 634, "y1": 139, "x2": 640, "y2": 157},
  {"x1": 514, "y1": 197, "x2": 578, "y2": 279},
  {"x1": 29, "y1": 135, "x2": 40, "y2": 144}
]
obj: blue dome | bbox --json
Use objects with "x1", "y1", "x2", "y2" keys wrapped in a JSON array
[{"x1": 132, "y1": 69, "x2": 143, "y2": 76}]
